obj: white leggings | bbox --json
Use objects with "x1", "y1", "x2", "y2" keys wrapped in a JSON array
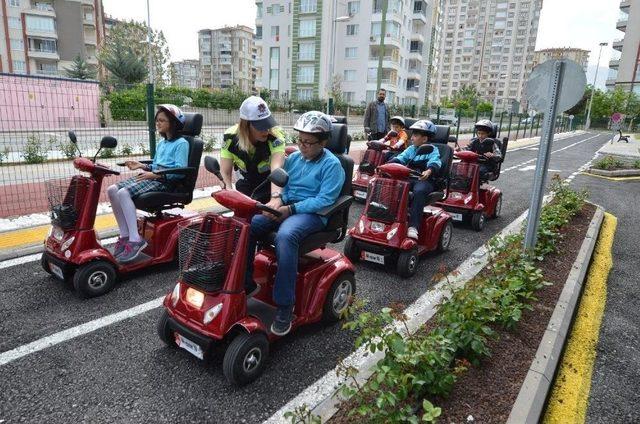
[{"x1": 107, "y1": 185, "x2": 142, "y2": 242}]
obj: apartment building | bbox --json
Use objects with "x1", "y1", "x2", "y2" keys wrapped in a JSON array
[
  {"x1": 170, "y1": 59, "x2": 199, "y2": 89},
  {"x1": 607, "y1": 0, "x2": 640, "y2": 93},
  {"x1": 255, "y1": 0, "x2": 440, "y2": 106},
  {"x1": 198, "y1": 25, "x2": 256, "y2": 93},
  {"x1": 432, "y1": 0, "x2": 543, "y2": 113},
  {"x1": 533, "y1": 47, "x2": 589, "y2": 72},
  {"x1": 0, "y1": 0, "x2": 105, "y2": 76}
]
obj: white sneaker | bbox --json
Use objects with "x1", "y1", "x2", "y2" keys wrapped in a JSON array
[{"x1": 407, "y1": 227, "x2": 418, "y2": 240}]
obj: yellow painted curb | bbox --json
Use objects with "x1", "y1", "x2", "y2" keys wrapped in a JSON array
[
  {"x1": 579, "y1": 172, "x2": 640, "y2": 181},
  {"x1": 543, "y1": 213, "x2": 617, "y2": 424},
  {"x1": 0, "y1": 196, "x2": 218, "y2": 251}
]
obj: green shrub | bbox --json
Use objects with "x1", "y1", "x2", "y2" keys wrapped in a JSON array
[
  {"x1": 203, "y1": 135, "x2": 218, "y2": 152},
  {"x1": 59, "y1": 140, "x2": 77, "y2": 159},
  {"x1": 119, "y1": 143, "x2": 133, "y2": 156},
  {"x1": 22, "y1": 134, "x2": 49, "y2": 164},
  {"x1": 0, "y1": 147, "x2": 9, "y2": 165},
  {"x1": 99, "y1": 147, "x2": 115, "y2": 159},
  {"x1": 633, "y1": 159, "x2": 640, "y2": 169},
  {"x1": 138, "y1": 142, "x2": 150, "y2": 156},
  {"x1": 593, "y1": 155, "x2": 624, "y2": 170}
]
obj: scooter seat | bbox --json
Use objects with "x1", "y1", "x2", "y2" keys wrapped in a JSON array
[
  {"x1": 134, "y1": 191, "x2": 192, "y2": 211},
  {"x1": 263, "y1": 229, "x2": 341, "y2": 256}
]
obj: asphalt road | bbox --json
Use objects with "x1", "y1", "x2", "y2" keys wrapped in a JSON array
[{"x1": 0, "y1": 132, "x2": 619, "y2": 423}]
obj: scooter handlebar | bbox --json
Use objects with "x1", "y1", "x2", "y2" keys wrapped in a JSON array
[{"x1": 256, "y1": 203, "x2": 282, "y2": 217}]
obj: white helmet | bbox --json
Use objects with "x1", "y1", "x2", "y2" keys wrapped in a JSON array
[
  {"x1": 409, "y1": 119, "x2": 437, "y2": 135},
  {"x1": 390, "y1": 116, "x2": 406, "y2": 127},
  {"x1": 293, "y1": 111, "x2": 333, "y2": 135},
  {"x1": 474, "y1": 119, "x2": 494, "y2": 134}
]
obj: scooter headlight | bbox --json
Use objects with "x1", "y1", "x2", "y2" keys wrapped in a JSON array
[
  {"x1": 203, "y1": 303, "x2": 223, "y2": 325},
  {"x1": 60, "y1": 236, "x2": 75, "y2": 252},
  {"x1": 52, "y1": 226, "x2": 64, "y2": 242},
  {"x1": 185, "y1": 287, "x2": 205, "y2": 308},
  {"x1": 358, "y1": 219, "x2": 365, "y2": 234},
  {"x1": 371, "y1": 221, "x2": 385, "y2": 233},
  {"x1": 386, "y1": 227, "x2": 398, "y2": 240},
  {"x1": 171, "y1": 283, "x2": 181, "y2": 307}
]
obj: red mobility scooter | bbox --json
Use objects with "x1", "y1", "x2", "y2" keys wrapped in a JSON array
[
  {"x1": 157, "y1": 125, "x2": 356, "y2": 386},
  {"x1": 41, "y1": 113, "x2": 204, "y2": 297},
  {"x1": 344, "y1": 125, "x2": 454, "y2": 278},
  {"x1": 352, "y1": 118, "x2": 418, "y2": 201},
  {"x1": 436, "y1": 124, "x2": 508, "y2": 231}
]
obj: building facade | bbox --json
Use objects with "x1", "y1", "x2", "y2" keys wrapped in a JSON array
[
  {"x1": 198, "y1": 25, "x2": 256, "y2": 92},
  {"x1": 170, "y1": 59, "x2": 199, "y2": 89},
  {"x1": 533, "y1": 47, "x2": 589, "y2": 72},
  {"x1": 607, "y1": 0, "x2": 640, "y2": 94},
  {"x1": 255, "y1": 0, "x2": 440, "y2": 106},
  {"x1": 0, "y1": 0, "x2": 105, "y2": 76},
  {"x1": 432, "y1": 0, "x2": 543, "y2": 113}
]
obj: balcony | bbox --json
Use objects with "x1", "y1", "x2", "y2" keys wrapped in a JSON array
[
  {"x1": 410, "y1": 32, "x2": 425, "y2": 43},
  {"x1": 408, "y1": 68, "x2": 422, "y2": 79},
  {"x1": 613, "y1": 39, "x2": 624, "y2": 52},
  {"x1": 412, "y1": 11, "x2": 427, "y2": 24},
  {"x1": 28, "y1": 48, "x2": 59, "y2": 60},
  {"x1": 26, "y1": 4, "x2": 55, "y2": 17},
  {"x1": 409, "y1": 50, "x2": 423, "y2": 60},
  {"x1": 616, "y1": 18, "x2": 627, "y2": 32},
  {"x1": 620, "y1": 0, "x2": 631, "y2": 11},
  {"x1": 83, "y1": 15, "x2": 95, "y2": 26},
  {"x1": 609, "y1": 59, "x2": 620, "y2": 69},
  {"x1": 369, "y1": 35, "x2": 402, "y2": 49}
]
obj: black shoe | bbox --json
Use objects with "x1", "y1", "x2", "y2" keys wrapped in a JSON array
[
  {"x1": 271, "y1": 305, "x2": 294, "y2": 336},
  {"x1": 244, "y1": 280, "x2": 260, "y2": 297}
]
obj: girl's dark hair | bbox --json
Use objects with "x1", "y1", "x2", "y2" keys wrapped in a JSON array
[{"x1": 155, "y1": 110, "x2": 180, "y2": 140}]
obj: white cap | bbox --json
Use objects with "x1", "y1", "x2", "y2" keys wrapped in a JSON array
[{"x1": 239, "y1": 96, "x2": 277, "y2": 131}]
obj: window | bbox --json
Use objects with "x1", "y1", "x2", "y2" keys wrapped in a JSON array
[
  {"x1": 30, "y1": 38, "x2": 57, "y2": 52},
  {"x1": 8, "y1": 17, "x2": 21, "y2": 29},
  {"x1": 256, "y1": 2, "x2": 263, "y2": 18},
  {"x1": 9, "y1": 0, "x2": 20, "y2": 6},
  {"x1": 12, "y1": 60, "x2": 26, "y2": 73},
  {"x1": 270, "y1": 26, "x2": 279, "y2": 37},
  {"x1": 25, "y1": 16, "x2": 55, "y2": 33},
  {"x1": 298, "y1": 89, "x2": 313, "y2": 100},
  {"x1": 255, "y1": 26, "x2": 262, "y2": 39},
  {"x1": 270, "y1": 47, "x2": 280, "y2": 68},
  {"x1": 298, "y1": 42, "x2": 315, "y2": 60},
  {"x1": 343, "y1": 70, "x2": 356, "y2": 81},
  {"x1": 299, "y1": 19, "x2": 316, "y2": 37},
  {"x1": 343, "y1": 92, "x2": 355, "y2": 103},
  {"x1": 10, "y1": 38, "x2": 23, "y2": 51},
  {"x1": 348, "y1": 1, "x2": 360, "y2": 14},
  {"x1": 345, "y1": 47, "x2": 357, "y2": 58},
  {"x1": 346, "y1": 24, "x2": 358, "y2": 36},
  {"x1": 297, "y1": 65, "x2": 314, "y2": 83},
  {"x1": 300, "y1": 0, "x2": 317, "y2": 13},
  {"x1": 269, "y1": 69, "x2": 279, "y2": 89}
]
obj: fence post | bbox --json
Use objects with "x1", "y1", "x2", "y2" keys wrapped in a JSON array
[
  {"x1": 473, "y1": 108, "x2": 479, "y2": 137},
  {"x1": 436, "y1": 106, "x2": 441, "y2": 124},
  {"x1": 411, "y1": 104, "x2": 416, "y2": 118},
  {"x1": 535, "y1": 114, "x2": 541, "y2": 136},
  {"x1": 523, "y1": 115, "x2": 529, "y2": 139},
  {"x1": 515, "y1": 115, "x2": 521, "y2": 140},
  {"x1": 146, "y1": 83, "x2": 156, "y2": 157},
  {"x1": 529, "y1": 115, "x2": 535, "y2": 138},
  {"x1": 498, "y1": 111, "x2": 505, "y2": 137},
  {"x1": 455, "y1": 107, "x2": 461, "y2": 140},
  {"x1": 508, "y1": 112, "x2": 513, "y2": 140}
]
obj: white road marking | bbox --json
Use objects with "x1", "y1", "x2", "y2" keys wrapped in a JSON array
[
  {"x1": 518, "y1": 165, "x2": 562, "y2": 172},
  {"x1": 0, "y1": 297, "x2": 164, "y2": 367}
]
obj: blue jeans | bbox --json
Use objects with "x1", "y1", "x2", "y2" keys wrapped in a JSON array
[
  {"x1": 245, "y1": 213, "x2": 325, "y2": 307},
  {"x1": 409, "y1": 179, "x2": 435, "y2": 229}
]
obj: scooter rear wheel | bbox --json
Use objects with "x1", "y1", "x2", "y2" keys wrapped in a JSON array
[
  {"x1": 323, "y1": 272, "x2": 356, "y2": 322},
  {"x1": 343, "y1": 236, "x2": 361, "y2": 263},
  {"x1": 73, "y1": 260, "x2": 117, "y2": 298},
  {"x1": 491, "y1": 194, "x2": 502, "y2": 219},
  {"x1": 471, "y1": 212, "x2": 485, "y2": 232},
  {"x1": 397, "y1": 248, "x2": 419, "y2": 278},
  {"x1": 438, "y1": 220, "x2": 453, "y2": 252},
  {"x1": 223, "y1": 332, "x2": 269, "y2": 386}
]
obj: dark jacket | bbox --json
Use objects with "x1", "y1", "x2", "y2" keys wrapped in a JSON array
[
  {"x1": 464, "y1": 137, "x2": 502, "y2": 161},
  {"x1": 363, "y1": 100, "x2": 389, "y2": 134}
]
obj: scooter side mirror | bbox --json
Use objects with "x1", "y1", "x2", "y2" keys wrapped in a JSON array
[
  {"x1": 204, "y1": 156, "x2": 221, "y2": 174},
  {"x1": 416, "y1": 144, "x2": 434, "y2": 155},
  {"x1": 268, "y1": 168, "x2": 289, "y2": 188},
  {"x1": 100, "y1": 136, "x2": 117, "y2": 149},
  {"x1": 68, "y1": 131, "x2": 77, "y2": 144},
  {"x1": 448, "y1": 135, "x2": 458, "y2": 144}
]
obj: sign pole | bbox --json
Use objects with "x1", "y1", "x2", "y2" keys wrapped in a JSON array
[{"x1": 523, "y1": 61, "x2": 565, "y2": 250}]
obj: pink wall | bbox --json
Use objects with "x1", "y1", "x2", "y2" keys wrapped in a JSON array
[{"x1": 0, "y1": 73, "x2": 100, "y2": 131}]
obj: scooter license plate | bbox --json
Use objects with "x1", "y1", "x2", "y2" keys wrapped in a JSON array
[
  {"x1": 354, "y1": 190, "x2": 367, "y2": 200},
  {"x1": 175, "y1": 333, "x2": 204, "y2": 360},
  {"x1": 363, "y1": 251, "x2": 385, "y2": 265},
  {"x1": 450, "y1": 213, "x2": 463, "y2": 222},
  {"x1": 49, "y1": 263, "x2": 64, "y2": 280}
]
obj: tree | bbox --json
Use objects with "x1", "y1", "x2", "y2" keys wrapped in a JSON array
[
  {"x1": 65, "y1": 55, "x2": 96, "y2": 80},
  {"x1": 98, "y1": 20, "x2": 170, "y2": 86},
  {"x1": 452, "y1": 84, "x2": 480, "y2": 109},
  {"x1": 100, "y1": 43, "x2": 148, "y2": 86}
]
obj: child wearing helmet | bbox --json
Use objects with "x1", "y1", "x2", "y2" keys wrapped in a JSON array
[
  {"x1": 220, "y1": 96, "x2": 286, "y2": 205},
  {"x1": 106, "y1": 104, "x2": 190, "y2": 263},
  {"x1": 457, "y1": 119, "x2": 502, "y2": 179},
  {"x1": 243, "y1": 111, "x2": 345, "y2": 336},
  {"x1": 388, "y1": 120, "x2": 442, "y2": 240},
  {"x1": 379, "y1": 116, "x2": 409, "y2": 161}
]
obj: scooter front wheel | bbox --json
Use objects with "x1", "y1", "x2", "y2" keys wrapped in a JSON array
[
  {"x1": 323, "y1": 272, "x2": 356, "y2": 323},
  {"x1": 397, "y1": 248, "x2": 419, "y2": 278},
  {"x1": 157, "y1": 310, "x2": 176, "y2": 347},
  {"x1": 223, "y1": 332, "x2": 269, "y2": 386},
  {"x1": 73, "y1": 260, "x2": 117, "y2": 298}
]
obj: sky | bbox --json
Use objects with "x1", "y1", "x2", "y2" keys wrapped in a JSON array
[{"x1": 103, "y1": 0, "x2": 623, "y2": 89}]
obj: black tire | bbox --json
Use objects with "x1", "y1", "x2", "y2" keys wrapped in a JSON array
[
  {"x1": 471, "y1": 212, "x2": 485, "y2": 232},
  {"x1": 343, "y1": 236, "x2": 361, "y2": 263},
  {"x1": 157, "y1": 310, "x2": 176, "y2": 347},
  {"x1": 438, "y1": 220, "x2": 453, "y2": 252},
  {"x1": 41, "y1": 253, "x2": 52, "y2": 275},
  {"x1": 491, "y1": 194, "x2": 502, "y2": 219},
  {"x1": 73, "y1": 260, "x2": 117, "y2": 298},
  {"x1": 323, "y1": 272, "x2": 356, "y2": 323},
  {"x1": 223, "y1": 332, "x2": 269, "y2": 386},
  {"x1": 397, "y1": 248, "x2": 419, "y2": 278}
]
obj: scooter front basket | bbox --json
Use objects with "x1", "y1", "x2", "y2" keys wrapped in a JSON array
[
  {"x1": 45, "y1": 175, "x2": 91, "y2": 230},
  {"x1": 177, "y1": 215, "x2": 241, "y2": 292},
  {"x1": 449, "y1": 162, "x2": 476, "y2": 192},
  {"x1": 366, "y1": 178, "x2": 408, "y2": 223}
]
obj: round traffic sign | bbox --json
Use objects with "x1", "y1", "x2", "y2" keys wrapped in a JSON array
[
  {"x1": 611, "y1": 112, "x2": 623, "y2": 123},
  {"x1": 525, "y1": 59, "x2": 587, "y2": 113}
]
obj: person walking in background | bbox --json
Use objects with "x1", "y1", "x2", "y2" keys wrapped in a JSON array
[{"x1": 364, "y1": 88, "x2": 390, "y2": 141}]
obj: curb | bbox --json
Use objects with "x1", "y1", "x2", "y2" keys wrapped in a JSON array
[
  {"x1": 585, "y1": 168, "x2": 640, "y2": 177},
  {"x1": 506, "y1": 205, "x2": 605, "y2": 424}
]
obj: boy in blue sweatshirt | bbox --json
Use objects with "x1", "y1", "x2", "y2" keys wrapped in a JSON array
[
  {"x1": 388, "y1": 120, "x2": 441, "y2": 240},
  {"x1": 244, "y1": 111, "x2": 345, "y2": 336}
]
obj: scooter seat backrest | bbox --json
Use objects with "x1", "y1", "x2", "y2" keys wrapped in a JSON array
[
  {"x1": 332, "y1": 116, "x2": 348, "y2": 124},
  {"x1": 490, "y1": 123, "x2": 499, "y2": 139},
  {"x1": 403, "y1": 117, "x2": 418, "y2": 138},
  {"x1": 179, "y1": 113, "x2": 203, "y2": 137},
  {"x1": 432, "y1": 125, "x2": 451, "y2": 144},
  {"x1": 327, "y1": 123, "x2": 347, "y2": 155},
  {"x1": 432, "y1": 143, "x2": 454, "y2": 193}
]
